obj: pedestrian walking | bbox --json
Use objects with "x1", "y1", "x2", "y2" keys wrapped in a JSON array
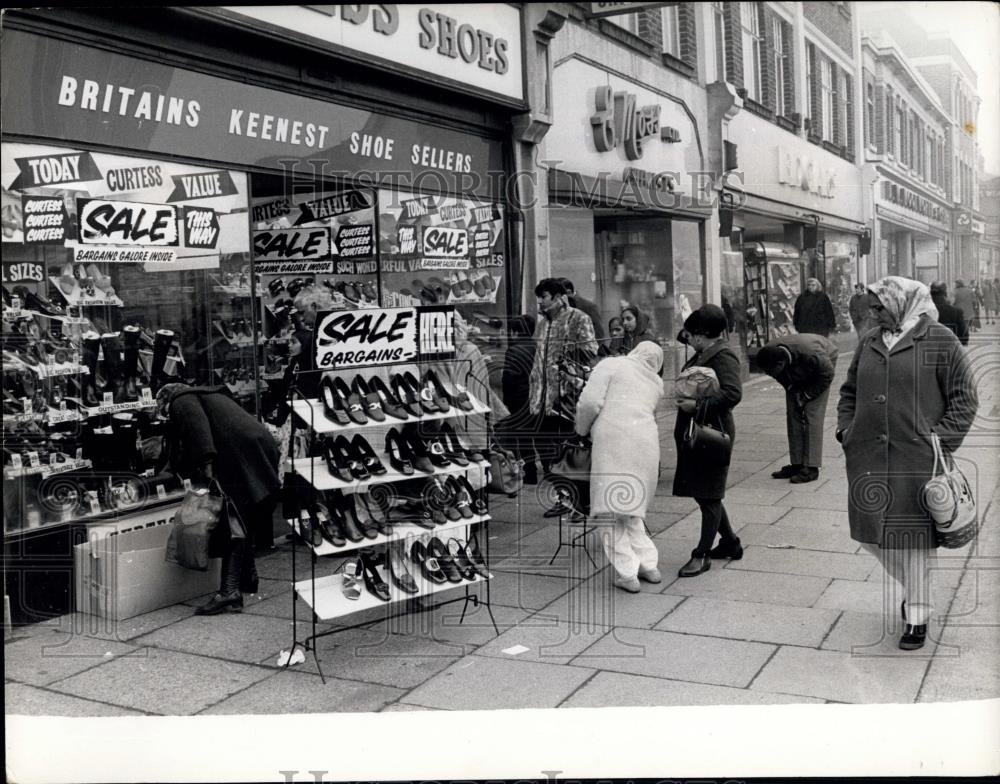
[
  {"x1": 620, "y1": 305, "x2": 658, "y2": 352},
  {"x1": 837, "y1": 276, "x2": 978, "y2": 650},
  {"x1": 756, "y1": 333, "x2": 839, "y2": 484},
  {"x1": 793, "y1": 277, "x2": 837, "y2": 337},
  {"x1": 970, "y1": 281, "x2": 983, "y2": 331},
  {"x1": 157, "y1": 383, "x2": 281, "y2": 615},
  {"x1": 848, "y1": 282, "x2": 872, "y2": 340},
  {"x1": 953, "y1": 280, "x2": 977, "y2": 332},
  {"x1": 930, "y1": 282, "x2": 969, "y2": 346},
  {"x1": 575, "y1": 341, "x2": 665, "y2": 593},
  {"x1": 981, "y1": 278, "x2": 998, "y2": 324},
  {"x1": 672, "y1": 304, "x2": 744, "y2": 577},
  {"x1": 527, "y1": 278, "x2": 598, "y2": 476}
]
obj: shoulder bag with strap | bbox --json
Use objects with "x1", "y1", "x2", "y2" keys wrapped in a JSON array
[
  {"x1": 923, "y1": 433, "x2": 977, "y2": 548},
  {"x1": 682, "y1": 398, "x2": 733, "y2": 467}
]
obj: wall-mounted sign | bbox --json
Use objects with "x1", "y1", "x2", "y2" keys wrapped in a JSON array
[
  {"x1": 21, "y1": 196, "x2": 70, "y2": 243},
  {"x1": 314, "y1": 305, "x2": 455, "y2": 369},
  {"x1": 956, "y1": 212, "x2": 985, "y2": 235},
  {"x1": 215, "y1": 4, "x2": 523, "y2": 102},
  {"x1": 166, "y1": 170, "x2": 239, "y2": 202},
  {"x1": 1, "y1": 262, "x2": 45, "y2": 283},
  {"x1": 1, "y1": 30, "x2": 504, "y2": 200},
  {"x1": 334, "y1": 224, "x2": 374, "y2": 258},
  {"x1": 183, "y1": 208, "x2": 220, "y2": 249},
  {"x1": 253, "y1": 227, "x2": 331, "y2": 261},
  {"x1": 777, "y1": 149, "x2": 837, "y2": 200},
  {"x1": 422, "y1": 226, "x2": 468, "y2": 258},
  {"x1": 296, "y1": 191, "x2": 374, "y2": 224},
  {"x1": 77, "y1": 199, "x2": 179, "y2": 246},
  {"x1": 591, "y1": 86, "x2": 682, "y2": 161},
  {"x1": 9, "y1": 151, "x2": 101, "y2": 190},
  {"x1": 586, "y1": 2, "x2": 679, "y2": 19},
  {"x1": 882, "y1": 182, "x2": 945, "y2": 223}
]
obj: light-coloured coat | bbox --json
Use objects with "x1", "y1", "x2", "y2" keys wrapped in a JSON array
[{"x1": 575, "y1": 355, "x2": 664, "y2": 518}]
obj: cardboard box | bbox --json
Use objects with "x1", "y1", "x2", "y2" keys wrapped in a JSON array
[{"x1": 74, "y1": 506, "x2": 221, "y2": 621}]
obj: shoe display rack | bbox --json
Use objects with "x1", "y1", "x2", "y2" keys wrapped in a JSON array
[
  {"x1": 210, "y1": 262, "x2": 264, "y2": 403},
  {"x1": 283, "y1": 360, "x2": 499, "y2": 682}
]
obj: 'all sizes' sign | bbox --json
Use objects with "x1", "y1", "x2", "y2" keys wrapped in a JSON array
[{"x1": 314, "y1": 306, "x2": 456, "y2": 369}]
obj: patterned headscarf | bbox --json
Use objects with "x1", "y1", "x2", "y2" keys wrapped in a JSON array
[{"x1": 867, "y1": 276, "x2": 938, "y2": 349}]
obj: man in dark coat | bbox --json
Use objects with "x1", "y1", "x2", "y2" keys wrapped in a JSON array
[
  {"x1": 952, "y1": 280, "x2": 976, "y2": 330},
  {"x1": 159, "y1": 384, "x2": 281, "y2": 615},
  {"x1": 930, "y1": 282, "x2": 969, "y2": 346},
  {"x1": 793, "y1": 277, "x2": 837, "y2": 337},
  {"x1": 756, "y1": 333, "x2": 839, "y2": 483},
  {"x1": 559, "y1": 277, "x2": 604, "y2": 340},
  {"x1": 848, "y1": 283, "x2": 872, "y2": 341}
]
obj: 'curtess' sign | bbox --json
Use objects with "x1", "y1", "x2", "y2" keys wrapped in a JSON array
[{"x1": 212, "y1": 5, "x2": 524, "y2": 103}]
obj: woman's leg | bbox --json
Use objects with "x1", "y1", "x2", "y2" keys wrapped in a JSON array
[
  {"x1": 600, "y1": 514, "x2": 639, "y2": 580},
  {"x1": 624, "y1": 515, "x2": 660, "y2": 576},
  {"x1": 900, "y1": 545, "x2": 932, "y2": 626},
  {"x1": 694, "y1": 498, "x2": 724, "y2": 555}
]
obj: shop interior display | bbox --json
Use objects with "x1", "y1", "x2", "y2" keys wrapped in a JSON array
[{"x1": 282, "y1": 360, "x2": 498, "y2": 681}]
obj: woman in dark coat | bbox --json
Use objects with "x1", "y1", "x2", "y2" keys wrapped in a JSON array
[
  {"x1": 620, "y1": 306, "x2": 657, "y2": 352},
  {"x1": 157, "y1": 383, "x2": 281, "y2": 615},
  {"x1": 837, "y1": 276, "x2": 977, "y2": 650},
  {"x1": 672, "y1": 304, "x2": 744, "y2": 577},
  {"x1": 793, "y1": 277, "x2": 837, "y2": 337}
]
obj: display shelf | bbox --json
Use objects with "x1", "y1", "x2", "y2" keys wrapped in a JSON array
[
  {"x1": 294, "y1": 569, "x2": 491, "y2": 621},
  {"x1": 293, "y1": 457, "x2": 489, "y2": 493},
  {"x1": 285, "y1": 513, "x2": 490, "y2": 557},
  {"x1": 82, "y1": 398, "x2": 156, "y2": 417},
  {"x1": 4, "y1": 457, "x2": 92, "y2": 479},
  {"x1": 290, "y1": 392, "x2": 489, "y2": 435}
]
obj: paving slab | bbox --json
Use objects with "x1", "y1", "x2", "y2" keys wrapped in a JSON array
[
  {"x1": 919, "y1": 624, "x2": 1000, "y2": 702},
  {"x1": 48, "y1": 647, "x2": 273, "y2": 714},
  {"x1": 737, "y1": 523, "x2": 861, "y2": 554},
  {"x1": 560, "y1": 671, "x2": 824, "y2": 708},
  {"x1": 778, "y1": 507, "x2": 852, "y2": 530},
  {"x1": 530, "y1": 582, "x2": 685, "y2": 631},
  {"x1": 4, "y1": 682, "x2": 146, "y2": 716},
  {"x1": 661, "y1": 568, "x2": 831, "y2": 608},
  {"x1": 3, "y1": 629, "x2": 143, "y2": 687},
  {"x1": 724, "y1": 503, "x2": 794, "y2": 526},
  {"x1": 751, "y1": 646, "x2": 929, "y2": 703},
  {"x1": 815, "y1": 578, "x2": 896, "y2": 615},
  {"x1": 772, "y1": 491, "x2": 850, "y2": 512},
  {"x1": 486, "y1": 570, "x2": 576, "y2": 611},
  {"x1": 200, "y1": 670, "x2": 405, "y2": 714},
  {"x1": 365, "y1": 601, "x2": 530, "y2": 651},
  {"x1": 721, "y1": 486, "x2": 793, "y2": 506},
  {"x1": 473, "y1": 620, "x2": 611, "y2": 664},
  {"x1": 400, "y1": 654, "x2": 595, "y2": 711},
  {"x1": 570, "y1": 627, "x2": 775, "y2": 688},
  {"x1": 294, "y1": 627, "x2": 463, "y2": 688},
  {"x1": 13, "y1": 605, "x2": 194, "y2": 643},
  {"x1": 726, "y1": 546, "x2": 877, "y2": 581},
  {"x1": 655, "y1": 596, "x2": 839, "y2": 647},
  {"x1": 821, "y1": 611, "x2": 941, "y2": 656}
]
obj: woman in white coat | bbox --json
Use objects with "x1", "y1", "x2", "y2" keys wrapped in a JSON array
[{"x1": 575, "y1": 342, "x2": 665, "y2": 592}]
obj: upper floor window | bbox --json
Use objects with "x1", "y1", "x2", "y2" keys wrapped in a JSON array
[
  {"x1": 894, "y1": 105, "x2": 903, "y2": 158},
  {"x1": 713, "y1": 1, "x2": 728, "y2": 83},
  {"x1": 740, "y1": 2, "x2": 762, "y2": 101},
  {"x1": 836, "y1": 69, "x2": 849, "y2": 146},
  {"x1": 820, "y1": 59, "x2": 834, "y2": 141},
  {"x1": 662, "y1": 4, "x2": 681, "y2": 57},
  {"x1": 865, "y1": 82, "x2": 875, "y2": 147},
  {"x1": 773, "y1": 17, "x2": 787, "y2": 117}
]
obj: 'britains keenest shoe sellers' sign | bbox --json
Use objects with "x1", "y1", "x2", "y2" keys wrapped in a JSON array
[{"x1": 313, "y1": 306, "x2": 456, "y2": 370}]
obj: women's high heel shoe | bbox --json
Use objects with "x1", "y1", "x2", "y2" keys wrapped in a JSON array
[
  {"x1": 312, "y1": 502, "x2": 345, "y2": 547},
  {"x1": 445, "y1": 475, "x2": 475, "y2": 519},
  {"x1": 334, "y1": 434, "x2": 370, "y2": 481},
  {"x1": 360, "y1": 492, "x2": 392, "y2": 535},
  {"x1": 334, "y1": 377, "x2": 367, "y2": 425},
  {"x1": 456, "y1": 474, "x2": 488, "y2": 516},
  {"x1": 350, "y1": 433, "x2": 386, "y2": 476},
  {"x1": 386, "y1": 544, "x2": 419, "y2": 594},
  {"x1": 359, "y1": 551, "x2": 392, "y2": 602},
  {"x1": 402, "y1": 428, "x2": 437, "y2": 473},
  {"x1": 319, "y1": 376, "x2": 351, "y2": 426},
  {"x1": 403, "y1": 371, "x2": 440, "y2": 414},
  {"x1": 385, "y1": 428, "x2": 415, "y2": 475},
  {"x1": 352, "y1": 375, "x2": 386, "y2": 422},
  {"x1": 298, "y1": 512, "x2": 324, "y2": 548},
  {"x1": 437, "y1": 424, "x2": 468, "y2": 466},
  {"x1": 322, "y1": 437, "x2": 354, "y2": 483},
  {"x1": 428, "y1": 369, "x2": 473, "y2": 411},
  {"x1": 350, "y1": 492, "x2": 380, "y2": 539},
  {"x1": 442, "y1": 423, "x2": 484, "y2": 462},
  {"x1": 338, "y1": 557, "x2": 363, "y2": 600},
  {"x1": 420, "y1": 369, "x2": 450, "y2": 412},
  {"x1": 427, "y1": 537, "x2": 463, "y2": 583},
  {"x1": 899, "y1": 624, "x2": 927, "y2": 651},
  {"x1": 410, "y1": 539, "x2": 447, "y2": 584},
  {"x1": 327, "y1": 491, "x2": 364, "y2": 543},
  {"x1": 428, "y1": 476, "x2": 461, "y2": 522},
  {"x1": 391, "y1": 373, "x2": 422, "y2": 417},
  {"x1": 447, "y1": 538, "x2": 478, "y2": 581},
  {"x1": 368, "y1": 375, "x2": 408, "y2": 420},
  {"x1": 461, "y1": 533, "x2": 490, "y2": 578}
]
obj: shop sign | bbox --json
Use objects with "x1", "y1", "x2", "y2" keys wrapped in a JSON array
[
  {"x1": 166, "y1": 171, "x2": 239, "y2": 203},
  {"x1": 78, "y1": 199, "x2": 179, "y2": 246},
  {"x1": 253, "y1": 227, "x2": 331, "y2": 262},
  {"x1": 21, "y1": 196, "x2": 70, "y2": 243},
  {"x1": 217, "y1": 4, "x2": 523, "y2": 102},
  {"x1": 1, "y1": 261, "x2": 44, "y2": 283},
  {"x1": 73, "y1": 246, "x2": 178, "y2": 264},
  {"x1": 590, "y1": 86, "x2": 682, "y2": 161},
  {"x1": 586, "y1": 2, "x2": 678, "y2": 18},
  {"x1": 333, "y1": 224, "x2": 374, "y2": 258},
  {"x1": 296, "y1": 191, "x2": 374, "y2": 224},
  {"x1": 314, "y1": 305, "x2": 455, "y2": 369},
  {"x1": 882, "y1": 182, "x2": 945, "y2": 223},
  {"x1": 777, "y1": 149, "x2": 836, "y2": 199},
  {"x1": 182, "y1": 208, "x2": 220, "y2": 249},
  {"x1": 422, "y1": 226, "x2": 468, "y2": 258},
  {"x1": 9, "y1": 151, "x2": 101, "y2": 190},
  {"x1": 956, "y1": 212, "x2": 986, "y2": 235},
  {"x1": 1, "y1": 30, "x2": 503, "y2": 200}
]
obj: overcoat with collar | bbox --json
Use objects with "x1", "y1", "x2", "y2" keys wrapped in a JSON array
[
  {"x1": 837, "y1": 316, "x2": 977, "y2": 548},
  {"x1": 672, "y1": 340, "x2": 743, "y2": 499}
]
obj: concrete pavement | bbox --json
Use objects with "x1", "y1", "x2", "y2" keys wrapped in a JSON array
[{"x1": 5, "y1": 328, "x2": 999, "y2": 715}]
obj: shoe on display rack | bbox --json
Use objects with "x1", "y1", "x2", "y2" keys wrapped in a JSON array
[
  {"x1": 359, "y1": 550, "x2": 391, "y2": 601},
  {"x1": 333, "y1": 377, "x2": 368, "y2": 425},
  {"x1": 386, "y1": 544, "x2": 419, "y2": 594},
  {"x1": 410, "y1": 539, "x2": 447, "y2": 584},
  {"x1": 426, "y1": 537, "x2": 463, "y2": 583}
]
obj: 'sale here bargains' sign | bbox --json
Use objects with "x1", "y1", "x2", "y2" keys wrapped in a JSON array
[{"x1": 314, "y1": 306, "x2": 455, "y2": 369}]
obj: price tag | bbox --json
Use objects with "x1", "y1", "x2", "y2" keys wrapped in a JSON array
[
  {"x1": 156, "y1": 484, "x2": 167, "y2": 500},
  {"x1": 49, "y1": 452, "x2": 58, "y2": 466},
  {"x1": 102, "y1": 392, "x2": 114, "y2": 405},
  {"x1": 75, "y1": 447, "x2": 84, "y2": 460},
  {"x1": 23, "y1": 398, "x2": 32, "y2": 415},
  {"x1": 59, "y1": 400, "x2": 67, "y2": 411},
  {"x1": 182, "y1": 478, "x2": 192, "y2": 491},
  {"x1": 27, "y1": 451, "x2": 40, "y2": 468},
  {"x1": 140, "y1": 387, "x2": 154, "y2": 405},
  {"x1": 10, "y1": 453, "x2": 23, "y2": 470}
]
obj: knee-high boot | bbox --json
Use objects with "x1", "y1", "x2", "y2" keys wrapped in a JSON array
[
  {"x1": 101, "y1": 333, "x2": 124, "y2": 402},
  {"x1": 195, "y1": 540, "x2": 245, "y2": 615},
  {"x1": 150, "y1": 329, "x2": 175, "y2": 392},
  {"x1": 80, "y1": 333, "x2": 102, "y2": 407},
  {"x1": 121, "y1": 325, "x2": 144, "y2": 401}
]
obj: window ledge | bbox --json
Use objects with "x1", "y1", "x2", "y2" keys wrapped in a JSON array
[
  {"x1": 822, "y1": 139, "x2": 841, "y2": 155},
  {"x1": 660, "y1": 51, "x2": 696, "y2": 80},
  {"x1": 595, "y1": 19, "x2": 657, "y2": 57},
  {"x1": 776, "y1": 114, "x2": 800, "y2": 133},
  {"x1": 744, "y1": 97, "x2": 775, "y2": 122}
]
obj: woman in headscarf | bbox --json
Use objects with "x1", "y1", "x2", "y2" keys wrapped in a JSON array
[
  {"x1": 620, "y1": 306, "x2": 657, "y2": 352},
  {"x1": 575, "y1": 341, "x2": 665, "y2": 592},
  {"x1": 837, "y1": 276, "x2": 978, "y2": 650},
  {"x1": 672, "y1": 304, "x2": 744, "y2": 577},
  {"x1": 597, "y1": 316, "x2": 625, "y2": 357},
  {"x1": 793, "y1": 277, "x2": 837, "y2": 337}
]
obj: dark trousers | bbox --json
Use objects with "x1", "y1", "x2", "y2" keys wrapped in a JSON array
[
  {"x1": 232, "y1": 495, "x2": 277, "y2": 554},
  {"x1": 786, "y1": 386, "x2": 832, "y2": 468},
  {"x1": 530, "y1": 413, "x2": 574, "y2": 471},
  {"x1": 694, "y1": 497, "x2": 737, "y2": 555}
]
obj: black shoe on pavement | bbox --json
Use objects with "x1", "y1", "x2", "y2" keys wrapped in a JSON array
[
  {"x1": 790, "y1": 466, "x2": 819, "y2": 483},
  {"x1": 678, "y1": 552, "x2": 711, "y2": 577},
  {"x1": 771, "y1": 463, "x2": 803, "y2": 479},
  {"x1": 708, "y1": 537, "x2": 743, "y2": 560},
  {"x1": 194, "y1": 591, "x2": 243, "y2": 615},
  {"x1": 898, "y1": 624, "x2": 927, "y2": 650}
]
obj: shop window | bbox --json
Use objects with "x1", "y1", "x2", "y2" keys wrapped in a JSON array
[
  {"x1": 821, "y1": 239, "x2": 859, "y2": 335},
  {"x1": 740, "y1": 2, "x2": 762, "y2": 102}
]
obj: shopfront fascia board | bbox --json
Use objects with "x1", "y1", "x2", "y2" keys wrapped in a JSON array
[
  {"x1": 875, "y1": 204, "x2": 948, "y2": 238},
  {"x1": 726, "y1": 190, "x2": 865, "y2": 236},
  {"x1": 585, "y1": 2, "x2": 680, "y2": 19},
  {"x1": 548, "y1": 168, "x2": 712, "y2": 219},
  {"x1": 0, "y1": 29, "x2": 505, "y2": 200},
  {"x1": 201, "y1": 5, "x2": 525, "y2": 107}
]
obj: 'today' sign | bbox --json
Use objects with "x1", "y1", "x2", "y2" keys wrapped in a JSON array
[{"x1": 314, "y1": 306, "x2": 456, "y2": 369}]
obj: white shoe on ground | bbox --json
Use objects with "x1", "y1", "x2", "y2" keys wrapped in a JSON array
[
  {"x1": 614, "y1": 575, "x2": 641, "y2": 593},
  {"x1": 638, "y1": 567, "x2": 662, "y2": 584}
]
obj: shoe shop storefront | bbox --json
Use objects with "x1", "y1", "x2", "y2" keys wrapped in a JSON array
[
  {"x1": 1, "y1": 5, "x2": 524, "y2": 623},
  {"x1": 542, "y1": 33, "x2": 712, "y2": 372},
  {"x1": 718, "y1": 107, "x2": 866, "y2": 362}
]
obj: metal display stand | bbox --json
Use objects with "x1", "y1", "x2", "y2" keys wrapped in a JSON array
[{"x1": 283, "y1": 361, "x2": 499, "y2": 682}]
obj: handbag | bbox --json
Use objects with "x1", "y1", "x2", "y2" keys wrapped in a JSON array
[
  {"x1": 165, "y1": 481, "x2": 225, "y2": 572},
  {"x1": 923, "y1": 433, "x2": 978, "y2": 548},
  {"x1": 486, "y1": 440, "x2": 523, "y2": 497},
  {"x1": 682, "y1": 399, "x2": 733, "y2": 467},
  {"x1": 549, "y1": 435, "x2": 592, "y2": 479}
]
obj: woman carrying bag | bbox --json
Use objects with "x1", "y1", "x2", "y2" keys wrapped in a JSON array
[
  {"x1": 574, "y1": 342, "x2": 665, "y2": 593},
  {"x1": 673, "y1": 304, "x2": 744, "y2": 577},
  {"x1": 157, "y1": 383, "x2": 281, "y2": 615},
  {"x1": 837, "y1": 276, "x2": 978, "y2": 650}
]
